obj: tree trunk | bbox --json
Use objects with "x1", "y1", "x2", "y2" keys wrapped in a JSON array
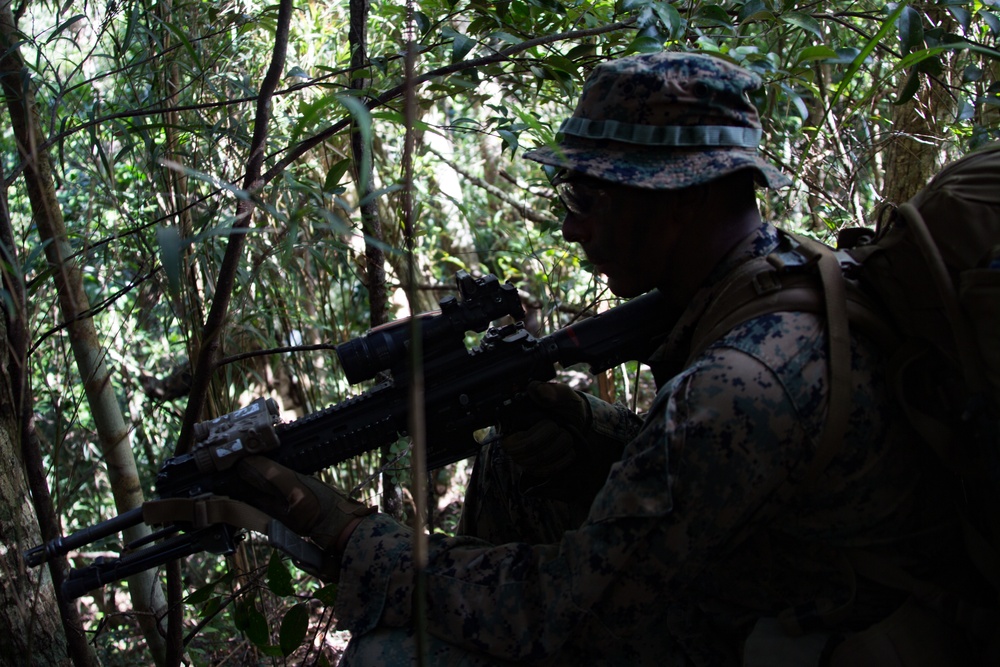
[
  {"x1": 882, "y1": 11, "x2": 956, "y2": 205},
  {"x1": 0, "y1": 132, "x2": 98, "y2": 666},
  {"x1": 881, "y1": 76, "x2": 950, "y2": 205},
  {"x1": 0, "y1": 3, "x2": 167, "y2": 663},
  {"x1": 0, "y1": 369, "x2": 70, "y2": 666}
]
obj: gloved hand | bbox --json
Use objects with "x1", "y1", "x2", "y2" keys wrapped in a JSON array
[
  {"x1": 235, "y1": 456, "x2": 375, "y2": 578},
  {"x1": 500, "y1": 381, "x2": 642, "y2": 499},
  {"x1": 501, "y1": 382, "x2": 589, "y2": 475}
]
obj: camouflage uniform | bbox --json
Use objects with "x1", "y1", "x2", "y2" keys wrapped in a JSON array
[{"x1": 333, "y1": 223, "x2": 964, "y2": 666}]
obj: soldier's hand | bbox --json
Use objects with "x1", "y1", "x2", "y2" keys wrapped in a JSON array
[
  {"x1": 236, "y1": 456, "x2": 375, "y2": 578},
  {"x1": 500, "y1": 381, "x2": 641, "y2": 490},
  {"x1": 500, "y1": 382, "x2": 590, "y2": 475}
]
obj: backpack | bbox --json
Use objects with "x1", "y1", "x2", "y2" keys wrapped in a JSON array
[{"x1": 690, "y1": 143, "x2": 1000, "y2": 664}]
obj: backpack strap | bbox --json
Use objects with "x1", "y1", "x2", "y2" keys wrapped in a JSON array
[
  {"x1": 883, "y1": 201, "x2": 993, "y2": 477},
  {"x1": 797, "y1": 236, "x2": 852, "y2": 486},
  {"x1": 895, "y1": 202, "x2": 988, "y2": 398},
  {"x1": 688, "y1": 231, "x2": 882, "y2": 485}
]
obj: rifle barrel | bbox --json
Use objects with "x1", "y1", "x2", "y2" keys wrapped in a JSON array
[{"x1": 23, "y1": 506, "x2": 145, "y2": 567}]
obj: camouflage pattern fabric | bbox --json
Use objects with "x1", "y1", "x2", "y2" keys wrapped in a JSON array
[
  {"x1": 523, "y1": 52, "x2": 792, "y2": 190},
  {"x1": 333, "y1": 224, "x2": 966, "y2": 666}
]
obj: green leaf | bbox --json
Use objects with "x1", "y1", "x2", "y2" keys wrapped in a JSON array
[
  {"x1": 948, "y1": 5, "x2": 972, "y2": 33},
  {"x1": 491, "y1": 31, "x2": 521, "y2": 46},
  {"x1": 324, "y1": 159, "x2": 351, "y2": 194},
  {"x1": 413, "y1": 11, "x2": 431, "y2": 35},
  {"x1": 358, "y1": 184, "x2": 404, "y2": 208},
  {"x1": 46, "y1": 14, "x2": 86, "y2": 44},
  {"x1": 150, "y1": 16, "x2": 204, "y2": 72},
  {"x1": 313, "y1": 584, "x2": 338, "y2": 606},
  {"x1": 200, "y1": 596, "x2": 223, "y2": 620},
  {"x1": 653, "y1": 2, "x2": 684, "y2": 39},
  {"x1": 738, "y1": 0, "x2": 771, "y2": 24},
  {"x1": 896, "y1": 5, "x2": 924, "y2": 56},
  {"x1": 627, "y1": 34, "x2": 665, "y2": 54},
  {"x1": 279, "y1": 603, "x2": 310, "y2": 656},
  {"x1": 232, "y1": 602, "x2": 246, "y2": 632},
  {"x1": 979, "y1": 10, "x2": 1000, "y2": 37},
  {"x1": 779, "y1": 83, "x2": 809, "y2": 121},
  {"x1": 694, "y1": 4, "x2": 734, "y2": 30},
  {"x1": 156, "y1": 224, "x2": 184, "y2": 297},
  {"x1": 543, "y1": 54, "x2": 577, "y2": 76},
  {"x1": 916, "y1": 54, "x2": 943, "y2": 76},
  {"x1": 828, "y1": 47, "x2": 862, "y2": 64},
  {"x1": 795, "y1": 45, "x2": 838, "y2": 64},
  {"x1": 452, "y1": 32, "x2": 476, "y2": 63},
  {"x1": 893, "y1": 66, "x2": 921, "y2": 104},
  {"x1": 781, "y1": 12, "x2": 825, "y2": 41},
  {"x1": 497, "y1": 129, "x2": 519, "y2": 153},
  {"x1": 185, "y1": 579, "x2": 220, "y2": 605},
  {"x1": 245, "y1": 605, "x2": 270, "y2": 646},
  {"x1": 291, "y1": 94, "x2": 340, "y2": 141},
  {"x1": 258, "y1": 645, "x2": 284, "y2": 657},
  {"x1": 796, "y1": 1, "x2": 908, "y2": 170},
  {"x1": 963, "y1": 64, "x2": 983, "y2": 83},
  {"x1": 268, "y1": 551, "x2": 296, "y2": 597},
  {"x1": 956, "y1": 96, "x2": 975, "y2": 121},
  {"x1": 336, "y1": 94, "x2": 373, "y2": 196},
  {"x1": 121, "y1": 3, "x2": 137, "y2": 52},
  {"x1": 565, "y1": 43, "x2": 597, "y2": 60}
]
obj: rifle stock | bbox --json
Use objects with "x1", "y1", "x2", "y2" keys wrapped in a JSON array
[{"x1": 25, "y1": 272, "x2": 673, "y2": 599}]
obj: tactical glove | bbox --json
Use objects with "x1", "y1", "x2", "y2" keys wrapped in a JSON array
[
  {"x1": 236, "y1": 456, "x2": 375, "y2": 579},
  {"x1": 500, "y1": 381, "x2": 642, "y2": 500}
]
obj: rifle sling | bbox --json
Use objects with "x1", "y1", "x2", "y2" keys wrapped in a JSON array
[{"x1": 143, "y1": 496, "x2": 272, "y2": 534}]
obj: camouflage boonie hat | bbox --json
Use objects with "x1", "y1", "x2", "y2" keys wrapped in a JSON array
[{"x1": 524, "y1": 52, "x2": 791, "y2": 190}]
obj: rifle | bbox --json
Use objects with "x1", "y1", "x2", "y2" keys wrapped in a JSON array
[{"x1": 25, "y1": 272, "x2": 673, "y2": 599}]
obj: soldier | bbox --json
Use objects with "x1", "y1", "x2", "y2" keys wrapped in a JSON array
[{"x1": 237, "y1": 52, "x2": 973, "y2": 665}]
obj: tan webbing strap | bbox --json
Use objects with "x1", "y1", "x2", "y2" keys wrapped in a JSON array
[
  {"x1": 691, "y1": 283, "x2": 822, "y2": 357},
  {"x1": 687, "y1": 256, "x2": 779, "y2": 359},
  {"x1": 143, "y1": 496, "x2": 272, "y2": 534},
  {"x1": 687, "y1": 234, "x2": 855, "y2": 486},
  {"x1": 691, "y1": 280, "x2": 892, "y2": 362},
  {"x1": 797, "y1": 236, "x2": 853, "y2": 486}
]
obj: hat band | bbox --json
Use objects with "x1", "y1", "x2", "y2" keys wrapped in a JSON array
[{"x1": 558, "y1": 117, "x2": 762, "y2": 149}]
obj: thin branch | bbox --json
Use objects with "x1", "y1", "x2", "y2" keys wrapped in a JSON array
[
  {"x1": 28, "y1": 267, "x2": 158, "y2": 357},
  {"x1": 174, "y1": 0, "x2": 295, "y2": 453},
  {"x1": 425, "y1": 145, "x2": 557, "y2": 225},
  {"x1": 260, "y1": 18, "x2": 638, "y2": 185},
  {"x1": 217, "y1": 343, "x2": 339, "y2": 368}
]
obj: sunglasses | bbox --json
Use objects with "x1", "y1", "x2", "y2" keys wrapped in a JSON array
[{"x1": 551, "y1": 170, "x2": 610, "y2": 217}]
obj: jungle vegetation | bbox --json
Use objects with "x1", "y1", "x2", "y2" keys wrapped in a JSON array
[{"x1": 1, "y1": 0, "x2": 997, "y2": 664}]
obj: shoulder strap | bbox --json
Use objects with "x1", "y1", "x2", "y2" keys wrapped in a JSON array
[
  {"x1": 799, "y1": 236, "x2": 852, "y2": 485},
  {"x1": 896, "y1": 201, "x2": 988, "y2": 398},
  {"x1": 688, "y1": 232, "x2": 875, "y2": 485}
]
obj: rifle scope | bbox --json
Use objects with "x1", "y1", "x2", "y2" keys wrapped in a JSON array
[{"x1": 335, "y1": 272, "x2": 525, "y2": 385}]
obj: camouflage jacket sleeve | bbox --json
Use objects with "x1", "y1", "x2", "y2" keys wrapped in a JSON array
[{"x1": 333, "y1": 317, "x2": 830, "y2": 663}]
